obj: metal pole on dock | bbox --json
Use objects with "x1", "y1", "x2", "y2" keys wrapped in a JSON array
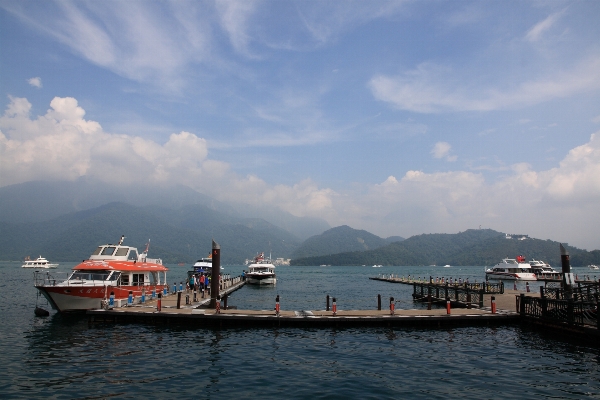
[
  {"x1": 560, "y1": 244, "x2": 573, "y2": 300},
  {"x1": 211, "y1": 240, "x2": 221, "y2": 308},
  {"x1": 377, "y1": 294, "x2": 381, "y2": 310},
  {"x1": 326, "y1": 295, "x2": 330, "y2": 311}
]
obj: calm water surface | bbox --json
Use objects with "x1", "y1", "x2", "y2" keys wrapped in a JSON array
[{"x1": 1, "y1": 262, "x2": 599, "y2": 399}]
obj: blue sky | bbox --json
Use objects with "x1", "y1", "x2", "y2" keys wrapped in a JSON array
[{"x1": 1, "y1": 1, "x2": 600, "y2": 250}]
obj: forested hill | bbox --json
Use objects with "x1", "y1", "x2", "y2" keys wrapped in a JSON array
[
  {"x1": 290, "y1": 229, "x2": 600, "y2": 267},
  {"x1": 290, "y1": 225, "x2": 403, "y2": 259}
]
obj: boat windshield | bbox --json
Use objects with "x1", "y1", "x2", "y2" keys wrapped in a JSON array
[{"x1": 70, "y1": 271, "x2": 111, "y2": 281}]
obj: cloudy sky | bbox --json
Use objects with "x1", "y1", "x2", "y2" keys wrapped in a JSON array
[{"x1": 1, "y1": 1, "x2": 600, "y2": 250}]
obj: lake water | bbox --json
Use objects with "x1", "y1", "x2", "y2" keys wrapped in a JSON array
[{"x1": 1, "y1": 261, "x2": 599, "y2": 399}]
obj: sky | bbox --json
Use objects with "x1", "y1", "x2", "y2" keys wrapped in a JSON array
[{"x1": 1, "y1": 1, "x2": 600, "y2": 250}]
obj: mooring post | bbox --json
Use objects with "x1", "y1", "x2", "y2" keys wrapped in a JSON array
[
  {"x1": 157, "y1": 292, "x2": 161, "y2": 312},
  {"x1": 326, "y1": 294, "x2": 330, "y2": 311},
  {"x1": 560, "y1": 244, "x2": 573, "y2": 300},
  {"x1": 377, "y1": 294, "x2": 381, "y2": 310},
  {"x1": 332, "y1": 297, "x2": 337, "y2": 316},
  {"x1": 223, "y1": 294, "x2": 228, "y2": 310},
  {"x1": 211, "y1": 240, "x2": 221, "y2": 309},
  {"x1": 389, "y1": 296, "x2": 395, "y2": 315},
  {"x1": 177, "y1": 291, "x2": 181, "y2": 309},
  {"x1": 275, "y1": 294, "x2": 280, "y2": 316}
]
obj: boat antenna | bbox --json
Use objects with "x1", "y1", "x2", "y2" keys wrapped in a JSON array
[
  {"x1": 144, "y1": 239, "x2": 150, "y2": 254},
  {"x1": 118, "y1": 235, "x2": 125, "y2": 246}
]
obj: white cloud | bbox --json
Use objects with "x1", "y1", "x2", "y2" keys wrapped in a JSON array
[
  {"x1": 369, "y1": 56, "x2": 600, "y2": 113},
  {"x1": 431, "y1": 141, "x2": 457, "y2": 162},
  {"x1": 28, "y1": 77, "x2": 42, "y2": 88}
]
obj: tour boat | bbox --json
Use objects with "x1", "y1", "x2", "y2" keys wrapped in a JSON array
[
  {"x1": 245, "y1": 252, "x2": 276, "y2": 285},
  {"x1": 485, "y1": 256, "x2": 537, "y2": 281},
  {"x1": 22, "y1": 256, "x2": 58, "y2": 269},
  {"x1": 588, "y1": 264, "x2": 600, "y2": 270},
  {"x1": 34, "y1": 236, "x2": 168, "y2": 312},
  {"x1": 190, "y1": 253, "x2": 223, "y2": 274},
  {"x1": 529, "y1": 259, "x2": 561, "y2": 279}
]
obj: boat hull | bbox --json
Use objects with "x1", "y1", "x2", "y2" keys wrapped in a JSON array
[
  {"x1": 246, "y1": 275, "x2": 276, "y2": 285},
  {"x1": 485, "y1": 272, "x2": 537, "y2": 281},
  {"x1": 36, "y1": 285, "x2": 167, "y2": 312}
]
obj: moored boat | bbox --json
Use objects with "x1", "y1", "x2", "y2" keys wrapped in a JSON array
[
  {"x1": 485, "y1": 255, "x2": 537, "y2": 281},
  {"x1": 34, "y1": 236, "x2": 168, "y2": 312},
  {"x1": 529, "y1": 259, "x2": 561, "y2": 279},
  {"x1": 588, "y1": 264, "x2": 599, "y2": 270},
  {"x1": 22, "y1": 256, "x2": 58, "y2": 269},
  {"x1": 245, "y1": 252, "x2": 276, "y2": 285}
]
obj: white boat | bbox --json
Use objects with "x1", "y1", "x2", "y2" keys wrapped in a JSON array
[
  {"x1": 529, "y1": 259, "x2": 561, "y2": 279},
  {"x1": 485, "y1": 255, "x2": 537, "y2": 281},
  {"x1": 588, "y1": 264, "x2": 599, "y2": 270},
  {"x1": 22, "y1": 256, "x2": 58, "y2": 269},
  {"x1": 190, "y1": 253, "x2": 223, "y2": 274},
  {"x1": 34, "y1": 236, "x2": 168, "y2": 312},
  {"x1": 443, "y1": 265, "x2": 451, "y2": 268},
  {"x1": 372, "y1": 265, "x2": 382, "y2": 268},
  {"x1": 245, "y1": 252, "x2": 276, "y2": 285}
]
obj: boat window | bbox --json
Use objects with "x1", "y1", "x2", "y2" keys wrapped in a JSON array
[
  {"x1": 150, "y1": 272, "x2": 158, "y2": 285},
  {"x1": 108, "y1": 272, "x2": 121, "y2": 282},
  {"x1": 70, "y1": 271, "x2": 111, "y2": 281},
  {"x1": 132, "y1": 273, "x2": 145, "y2": 285},
  {"x1": 121, "y1": 274, "x2": 130, "y2": 285},
  {"x1": 128, "y1": 250, "x2": 139, "y2": 261},
  {"x1": 115, "y1": 247, "x2": 128, "y2": 257},
  {"x1": 101, "y1": 247, "x2": 116, "y2": 256},
  {"x1": 92, "y1": 246, "x2": 103, "y2": 256}
]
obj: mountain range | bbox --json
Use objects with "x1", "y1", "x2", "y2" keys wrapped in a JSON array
[{"x1": 1, "y1": 180, "x2": 599, "y2": 266}]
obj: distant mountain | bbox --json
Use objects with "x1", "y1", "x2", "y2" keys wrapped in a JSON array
[
  {"x1": 291, "y1": 225, "x2": 403, "y2": 259},
  {"x1": 0, "y1": 202, "x2": 300, "y2": 264},
  {"x1": 291, "y1": 229, "x2": 600, "y2": 267},
  {"x1": 0, "y1": 179, "x2": 329, "y2": 240}
]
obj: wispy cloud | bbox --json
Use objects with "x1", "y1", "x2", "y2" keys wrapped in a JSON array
[
  {"x1": 525, "y1": 9, "x2": 566, "y2": 42},
  {"x1": 431, "y1": 142, "x2": 457, "y2": 162},
  {"x1": 369, "y1": 56, "x2": 600, "y2": 113}
]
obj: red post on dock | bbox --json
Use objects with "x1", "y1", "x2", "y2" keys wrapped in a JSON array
[
  {"x1": 275, "y1": 295, "x2": 280, "y2": 316},
  {"x1": 491, "y1": 296, "x2": 496, "y2": 314},
  {"x1": 211, "y1": 240, "x2": 221, "y2": 308},
  {"x1": 389, "y1": 297, "x2": 395, "y2": 315},
  {"x1": 332, "y1": 297, "x2": 337, "y2": 316},
  {"x1": 157, "y1": 292, "x2": 162, "y2": 312},
  {"x1": 446, "y1": 298, "x2": 451, "y2": 314}
]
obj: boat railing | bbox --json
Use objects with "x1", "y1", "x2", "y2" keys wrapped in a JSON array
[
  {"x1": 34, "y1": 271, "x2": 69, "y2": 287},
  {"x1": 144, "y1": 257, "x2": 163, "y2": 265}
]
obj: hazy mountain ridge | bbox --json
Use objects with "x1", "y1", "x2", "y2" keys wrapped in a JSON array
[
  {"x1": 291, "y1": 229, "x2": 600, "y2": 267},
  {"x1": 0, "y1": 202, "x2": 300, "y2": 264},
  {"x1": 0, "y1": 179, "x2": 330, "y2": 241}
]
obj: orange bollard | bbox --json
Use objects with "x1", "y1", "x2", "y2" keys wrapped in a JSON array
[
  {"x1": 491, "y1": 296, "x2": 496, "y2": 314},
  {"x1": 390, "y1": 297, "x2": 395, "y2": 315},
  {"x1": 157, "y1": 292, "x2": 162, "y2": 312},
  {"x1": 275, "y1": 294, "x2": 280, "y2": 316},
  {"x1": 446, "y1": 298, "x2": 451, "y2": 314}
]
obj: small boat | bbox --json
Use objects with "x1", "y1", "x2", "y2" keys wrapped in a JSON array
[
  {"x1": 34, "y1": 236, "x2": 168, "y2": 312},
  {"x1": 485, "y1": 255, "x2": 537, "y2": 281},
  {"x1": 443, "y1": 265, "x2": 451, "y2": 268},
  {"x1": 372, "y1": 265, "x2": 382, "y2": 268},
  {"x1": 22, "y1": 256, "x2": 58, "y2": 269},
  {"x1": 529, "y1": 259, "x2": 561, "y2": 279},
  {"x1": 588, "y1": 264, "x2": 599, "y2": 270},
  {"x1": 245, "y1": 252, "x2": 276, "y2": 285}
]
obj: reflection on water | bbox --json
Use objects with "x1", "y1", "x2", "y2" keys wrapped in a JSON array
[{"x1": 1, "y1": 262, "x2": 599, "y2": 398}]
